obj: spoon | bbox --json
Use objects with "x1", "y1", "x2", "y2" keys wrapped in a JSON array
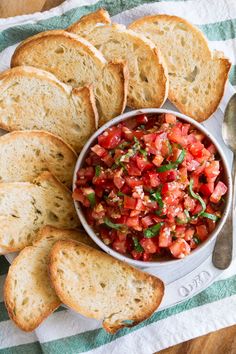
[{"x1": 212, "y1": 93, "x2": 236, "y2": 269}]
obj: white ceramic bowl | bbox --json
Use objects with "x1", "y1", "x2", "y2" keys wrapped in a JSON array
[{"x1": 73, "y1": 109, "x2": 232, "y2": 268}]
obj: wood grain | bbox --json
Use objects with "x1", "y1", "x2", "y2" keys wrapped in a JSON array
[{"x1": 0, "y1": 1, "x2": 235, "y2": 353}]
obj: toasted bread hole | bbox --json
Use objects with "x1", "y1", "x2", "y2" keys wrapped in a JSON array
[
  {"x1": 193, "y1": 87, "x2": 199, "y2": 94},
  {"x1": 208, "y1": 83, "x2": 211, "y2": 89},
  {"x1": 185, "y1": 66, "x2": 198, "y2": 83},
  {"x1": 181, "y1": 96, "x2": 187, "y2": 104},
  {"x1": 175, "y1": 23, "x2": 188, "y2": 31},
  {"x1": 181, "y1": 37, "x2": 185, "y2": 46},
  {"x1": 55, "y1": 47, "x2": 65, "y2": 54},
  {"x1": 134, "y1": 298, "x2": 141, "y2": 303},
  {"x1": 205, "y1": 90, "x2": 209, "y2": 95},
  {"x1": 48, "y1": 211, "x2": 59, "y2": 222},
  {"x1": 106, "y1": 84, "x2": 112, "y2": 95},
  {"x1": 66, "y1": 79, "x2": 77, "y2": 86},
  {"x1": 56, "y1": 152, "x2": 64, "y2": 160},
  {"x1": 100, "y1": 282, "x2": 106, "y2": 288},
  {"x1": 75, "y1": 250, "x2": 80, "y2": 256},
  {"x1": 80, "y1": 262, "x2": 85, "y2": 267},
  {"x1": 22, "y1": 297, "x2": 29, "y2": 306}
]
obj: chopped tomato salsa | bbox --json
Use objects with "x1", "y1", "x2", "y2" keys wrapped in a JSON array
[{"x1": 73, "y1": 113, "x2": 228, "y2": 261}]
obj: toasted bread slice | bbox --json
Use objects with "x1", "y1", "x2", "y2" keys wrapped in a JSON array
[
  {"x1": 68, "y1": 8, "x2": 111, "y2": 36},
  {"x1": 4, "y1": 226, "x2": 97, "y2": 332},
  {"x1": 0, "y1": 66, "x2": 97, "y2": 152},
  {"x1": 0, "y1": 172, "x2": 79, "y2": 252},
  {"x1": 129, "y1": 15, "x2": 231, "y2": 121},
  {"x1": 11, "y1": 30, "x2": 128, "y2": 125},
  {"x1": 0, "y1": 130, "x2": 77, "y2": 188},
  {"x1": 49, "y1": 240, "x2": 164, "y2": 334},
  {"x1": 68, "y1": 19, "x2": 168, "y2": 109}
]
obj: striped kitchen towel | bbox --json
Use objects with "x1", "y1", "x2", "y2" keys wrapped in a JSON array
[{"x1": 0, "y1": 0, "x2": 236, "y2": 353}]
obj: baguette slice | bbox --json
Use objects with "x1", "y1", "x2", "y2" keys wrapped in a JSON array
[
  {"x1": 129, "y1": 15, "x2": 231, "y2": 121},
  {"x1": 0, "y1": 172, "x2": 79, "y2": 252},
  {"x1": 68, "y1": 18, "x2": 169, "y2": 109},
  {"x1": 49, "y1": 240, "x2": 164, "y2": 334},
  {"x1": 4, "y1": 226, "x2": 97, "y2": 332},
  {"x1": 0, "y1": 130, "x2": 77, "y2": 188},
  {"x1": 11, "y1": 30, "x2": 128, "y2": 126},
  {"x1": 0, "y1": 66, "x2": 98, "y2": 152},
  {"x1": 68, "y1": 8, "x2": 111, "y2": 36}
]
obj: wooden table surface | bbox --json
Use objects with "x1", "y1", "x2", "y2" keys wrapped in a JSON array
[{"x1": 0, "y1": 1, "x2": 235, "y2": 353}]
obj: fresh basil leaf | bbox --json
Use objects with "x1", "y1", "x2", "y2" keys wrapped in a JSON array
[
  {"x1": 189, "y1": 179, "x2": 206, "y2": 216},
  {"x1": 193, "y1": 236, "x2": 201, "y2": 245},
  {"x1": 144, "y1": 222, "x2": 164, "y2": 238},
  {"x1": 95, "y1": 166, "x2": 101, "y2": 177},
  {"x1": 150, "y1": 190, "x2": 164, "y2": 208},
  {"x1": 87, "y1": 193, "x2": 96, "y2": 208},
  {"x1": 157, "y1": 149, "x2": 185, "y2": 172},
  {"x1": 104, "y1": 218, "x2": 123, "y2": 230},
  {"x1": 201, "y1": 212, "x2": 218, "y2": 221},
  {"x1": 133, "y1": 237, "x2": 143, "y2": 253}
]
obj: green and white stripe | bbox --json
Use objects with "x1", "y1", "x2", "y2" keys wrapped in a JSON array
[{"x1": 0, "y1": 0, "x2": 236, "y2": 352}]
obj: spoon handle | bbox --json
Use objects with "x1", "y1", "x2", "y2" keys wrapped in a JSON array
[{"x1": 212, "y1": 154, "x2": 235, "y2": 269}]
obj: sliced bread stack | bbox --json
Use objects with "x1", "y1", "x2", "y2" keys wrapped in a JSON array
[
  {"x1": 4, "y1": 226, "x2": 96, "y2": 331},
  {"x1": 11, "y1": 30, "x2": 128, "y2": 126},
  {"x1": 68, "y1": 11, "x2": 169, "y2": 109},
  {"x1": 129, "y1": 14, "x2": 231, "y2": 120},
  {"x1": 0, "y1": 66, "x2": 97, "y2": 152},
  {"x1": 0, "y1": 172, "x2": 79, "y2": 253}
]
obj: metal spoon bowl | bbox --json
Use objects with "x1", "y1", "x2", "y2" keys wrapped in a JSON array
[{"x1": 212, "y1": 93, "x2": 236, "y2": 269}]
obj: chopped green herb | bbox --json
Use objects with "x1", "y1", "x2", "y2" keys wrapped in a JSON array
[
  {"x1": 117, "y1": 141, "x2": 130, "y2": 149},
  {"x1": 157, "y1": 149, "x2": 186, "y2": 172},
  {"x1": 189, "y1": 179, "x2": 206, "y2": 216},
  {"x1": 133, "y1": 237, "x2": 144, "y2": 252},
  {"x1": 139, "y1": 125, "x2": 145, "y2": 130},
  {"x1": 201, "y1": 212, "x2": 218, "y2": 221},
  {"x1": 193, "y1": 236, "x2": 201, "y2": 245},
  {"x1": 144, "y1": 222, "x2": 164, "y2": 238},
  {"x1": 119, "y1": 162, "x2": 127, "y2": 171},
  {"x1": 140, "y1": 148, "x2": 147, "y2": 157},
  {"x1": 104, "y1": 218, "x2": 123, "y2": 230},
  {"x1": 119, "y1": 137, "x2": 140, "y2": 162},
  {"x1": 111, "y1": 163, "x2": 118, "y2": 170},
  {"x1": 167, "y1": 140, "x2": 173, "y2": 156},
  {"x1": 117, "y1": 191, "x2": 125, "y2": 197},
  {"x1": 95, "y1": 166, "x2": 101, "y2": 177},
  {"x1": 87, "y1": 193, "x2": 96, "y2": 208},
  {"x1": 150, "y1": 190, "x2": 164, "y2": 208}
]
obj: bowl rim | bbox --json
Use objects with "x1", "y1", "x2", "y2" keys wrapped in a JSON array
[{"x1": 73, "y1": 108, "x2": 232, "y2": 268}]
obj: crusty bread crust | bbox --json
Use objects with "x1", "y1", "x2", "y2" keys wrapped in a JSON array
[
  {"x1": 129, "y1": 14, "x2": 231, "y2": 121},
  {"x1": 68, "y1": 8, "x2": 111, "y2": 35},
  {"x1": 11, "y1": 30, "x2": 128, "y2": 124},
  {"x1": 0, "y1": 130, "x2": 77, "y2": 188},
  {"x1": 69, "y1": 21, "x2": 169, "y2": 109},
  {"x1": 4, "y1": 226, "x2": 96, "y2": 332},
  {"x1": 49, "y1": 240, "x2": 164, "y2": 334}
]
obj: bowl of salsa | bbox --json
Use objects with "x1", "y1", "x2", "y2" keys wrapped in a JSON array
[{"x1": 73, "y1": 109, "x2": 232, "y2": 267}]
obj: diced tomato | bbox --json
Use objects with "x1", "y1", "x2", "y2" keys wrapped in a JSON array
[
  {"x1": 125, "y1": 176, "x2": 143, "y2": 188},
  {"x1": 175, "y1": 225, "x2": 186, "y2": 238},
  {"x1": 192, "y1": 201, "x2": 203, "y2": 216},
  {"x1": 135, "y1": 199, "x2": 145, "y2": 211},
  {"x1": 136, "y1": 155, "x2": 153, "y2": 171},
  {"x1": 210, "y1": 181, "x2": 227, "y2": 203},
  {"x1": 196, "y1": 224, "x2": 208, "y2": 241},
  {"x1": 98, "y1": 126, "x2": 122, "y2": 149},
  {"x1": 159, "y1": 169, "x2": 177, "y2": 183},
  {"x1": 102, "y1": 153, "x2": 113, "y2": 167},
  {"x1": 189, "y1": 141, "x2": 204, "y2": 157},
  {"x1": 181, "y1": 123, "x2": 190, "y2": 135},
  {"x1": 113, "y1": 169, "x2": 125, "y2": 189},
  {"x1": 112, "y1": 239, "x2": 127, "y2": 254},
  {"x1": 199, "y1": 183, "x2": 214, "y2": 197},
  {"x1": 155, "y1": 132, "x2": 167, "y2": 150},
  {"x1": 184, "y1": 227, "x2": 195, "y2": 241},
  {"x1": 124, "y1": 196, "x2": 137, "y2": 210},
  {"x1": 178, "y1": 167, "x2": 188, "y2": 184},
  {"x1": 187, "y1": 133, "x2": 198, "y2": 145},
  {"x1": 207, "y1": 143, "x2": 217, "y2": 154},
  {"x1": 143, "y1": 133, "x2": 157, "y2": 144},
  {"x1": 126, "y1": 216, "x2": 141, "y2": 231},
  {"x1": 131, "y1": 250, "x2": 143, "y2": 260},
  {"x1": 127, "y1": 160, "x2": 142, "y2": 176},
  {"x1": 142, "y1": 252, "x2": 152, "y2": 261},
  {"x1": 148, "y1": 171, "x2": 161, "y2": 187},
  {"x1": 140, "y1": 238, "x2": 157, "y2": 253},
  {"x1": 159, "y1": 227, "x2": 172, "y2": 247},
  {"x1": 204, "y1": 161, "x2": 220, "y2": 181},
  {"x1": 152, "y1": 155, "x2": 164, "y2": 167},
  {"x1": 165, "y1": 113, "x2": 176, "y2": 124},
  {"x1": 168, "y1": 126, "x2": 187, "y2": 146},
  {"x1": 184, "y1": 195, "x2": 196, "y2": 211},
  {"x1": 136, "y1": 114, "x2": 148, "y2": 124},
  {"x1": 91, "y1": 144, "x2": 107, "y2": 158},
  {"x1": 141, "y1": 215, "x2": 154, "y2": 228},
  {"x1": 72, "y1": 188, "x2": 90, "y2": 207},
  {"x1": 169, "y1": 239, "x2": 191, "y2": 258},
  {"x1": 162, "y1": 181, "x2": 179, "y2": 194},
  {"x1": 77, "y1": 166, "x2": 94, "y2": 180}
]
